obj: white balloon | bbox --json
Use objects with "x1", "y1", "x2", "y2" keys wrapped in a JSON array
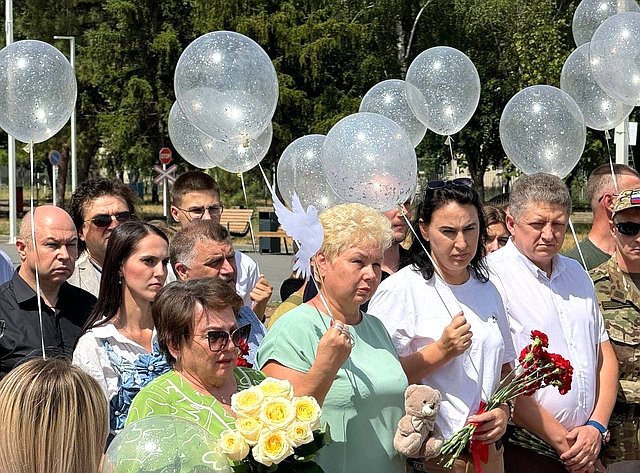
[
  {"x1": 321, "y1": 112, "x2": 417, "y2": 211},
  {"x1": 0, "y1": 40, "x2": 77, "y2": 143},
  {"x1": 200, "y1": 122, "x2": 273, "y2": 173},
  {"x1": 174, "y1": 31, "x2": 278, "y2": 142},
  {"x1": 572, "y1": 0, "x2": 639, "y2": 46},
  {"x1": 590, "y1": 11, "x2": 640, "y2": 106},
  {"x1": 560, "y1": 43, "x2": 632, "y2": 130},
  {"x1": 500, "y1": 85, "x2": 586, "y2": 179},
  {"x1": 406, "y1": 46, "x2": 480, "y2": 136},
  {"x1": 168, "y1": 102, "x2": 218, "y2": 169},
  {"x1": 276, "y1": 134, "x2": 342, "y2": 212},
  {"x1": 359, "y1": 79, "x2": 427, "y2": 147}
]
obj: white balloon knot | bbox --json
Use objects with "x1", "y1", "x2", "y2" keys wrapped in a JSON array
[{"x1": 240, "y1": 133, "x2": 250, "y2": 148}]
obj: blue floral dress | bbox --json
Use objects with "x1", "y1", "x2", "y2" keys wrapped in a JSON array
[{"x1": 73, "y1": 323, "x2": 170, "y2": 433}]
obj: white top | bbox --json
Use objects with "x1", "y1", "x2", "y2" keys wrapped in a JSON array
[
  {"x1": 166, "y1": 250, "x2": 259, "y2": 308},
  {"x1": 368, "y1": 265, "x2": 515, "y2": 438},
  {"x1": 0, "y1": 250, "x2": 14, "y2": 286},
  {"x1": 235, "y1": 251, "x2": 260, "y2": 307},
  {"x1": 486, "y1": 239, "x2": 608, "y2": 430}
]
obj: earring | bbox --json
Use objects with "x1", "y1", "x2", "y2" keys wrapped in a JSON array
[{"x1": 118, "y1": 273, "x2": 123, "y2": 285}]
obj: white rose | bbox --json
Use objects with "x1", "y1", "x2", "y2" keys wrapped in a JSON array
[
  {"x1": 219, "y1": 429, "x2": 250, "y2": 462},
  {"x1": 286, "y1": 421, "x2": 314, "y2": 448},
  {"x1": 292, "y1": 396, "x2": 322, "y2": 429},
  {"x1": 258, "y1": 377, "x2": 294, "y2": 400},
  {"x1": 235, "y1": 416, "x2": 263, "y2": 446},
  {"x1": 231, "y1": 386, "x2": 264, "y2": 418},
  {"x1": 252, "y1": 430, "x2": 294, "y2": 466},
  {"x1": 259, "y1": 396, "x2": 296, "y2": 430}
]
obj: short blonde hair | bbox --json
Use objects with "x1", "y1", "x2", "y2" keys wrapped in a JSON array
[
  {"x1": 318, "y1": 203, "x2": 393, "y2": 263},
  {"x1": 0, "y1": 358, "x2": 108, "y2": 473}
]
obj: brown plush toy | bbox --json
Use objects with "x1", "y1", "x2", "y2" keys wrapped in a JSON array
[{"x1": 394, "y1": 384, "x2": 444, "y2": 459}]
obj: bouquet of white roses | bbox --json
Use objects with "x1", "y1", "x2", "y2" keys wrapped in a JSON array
[{"x1": 219, "y1": 377, "x2": 329, "y2": 473}]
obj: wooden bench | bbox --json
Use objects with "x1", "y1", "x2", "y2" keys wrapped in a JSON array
[
  {"x1": 258, "y1": 226, "x2": 294, "y2": 254},
  {"x1": 219, "y1": 208, "x2": 255, "y2": 238}
]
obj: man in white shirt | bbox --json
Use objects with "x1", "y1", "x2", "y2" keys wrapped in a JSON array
[
  {"x1": 487, "y1": 173, "x2": 618, "y2": 473},
  {"x1": 170, "y1": 171, "x2": 272, "y2": 321}
]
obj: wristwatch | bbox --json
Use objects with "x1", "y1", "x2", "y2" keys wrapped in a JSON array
[{"x1": 585, "y1": 420, "x2": 611, "y2": 446}]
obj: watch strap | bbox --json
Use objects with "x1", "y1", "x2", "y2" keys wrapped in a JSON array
[{"x1": 585, "y1": 420, "x2": 607, "y2": 434}]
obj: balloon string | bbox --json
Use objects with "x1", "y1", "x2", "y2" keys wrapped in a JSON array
[
  {"x1": 568, "y1": 217, "x2": 587, "y2": 271},
  {"x1": 604, "y1": 130, "x2": 618, "y2": 192},
  {"x1": 27, "y1": 142, "x2": 46, "y2": 360},
  {"x1": 257, "y1": 162, "x2": 276, "y2": 197},
  {"x1": 400, "y1": 205, "x2": 489, "y2": 401},
  {"x1": 445, "y1": 135, "x2": 454, "y2": 161},
  {"x1": 238, "y1": 171, "x2": 257, "y2": 251}
]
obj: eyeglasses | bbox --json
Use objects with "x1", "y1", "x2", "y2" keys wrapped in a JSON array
[
  {"x1": 86, "y1": 212, "x2": 133, "y2": 228},
  {"x1": 177, "y1": 204, "x2": 224, "y2": 221},
  {"x1": 427, "y1": 177, "x2": 474, "y2": 189},
  {"x1": 598, "y1": 193, "x2": 618, "y2": 203},
  {"x1": 615, "y1": 221, "x2": 640, "y2": 237},
  {"x1": 204, "y1": 323, "x2": 251, "y2": 352}
]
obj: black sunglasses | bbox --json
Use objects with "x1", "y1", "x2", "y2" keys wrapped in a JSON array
[
  {"x1": 427, "y1": 177, "x2": 474, "y2": 189},
  {"x1": 615, "y1": 221, "x2": 640, "y2": 237},
  {"x1": 87, "y1": 211, "x2": 133, "y2": 228},
  {"x1": 206, "y1": 323, "x2": 251, "y2": 352}
]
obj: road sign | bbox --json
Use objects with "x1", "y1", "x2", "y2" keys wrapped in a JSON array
[
  {"x1": 159, "y1": 147, "x2": 173, "y2": 165},
  {"x1": 153, "y1": 164, "x2": 177, "y2": 185},
  {"x1": 48, "y1": 150, "x2": 62, "y2": 166}
]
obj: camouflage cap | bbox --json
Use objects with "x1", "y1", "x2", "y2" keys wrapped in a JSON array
[{"x1": 612, "y1": 189, "x2": 640, "y2": 217}]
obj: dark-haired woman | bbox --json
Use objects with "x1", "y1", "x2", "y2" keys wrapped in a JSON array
[
  {"x1": 73, "y1": 221, "x2": 171, "y2": 435},
  {"x1": 368, "y1": 179, "x2": 515, "y2": 473}
]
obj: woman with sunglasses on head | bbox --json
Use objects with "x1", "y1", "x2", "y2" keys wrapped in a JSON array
[
  {"x1": 127, "y1": 278, "x2": 264, "y2": 440},
  {"x1": 368, "y1": 178, "x2": 515, "y2": 473},
  {"x1": 73, "y1": 221, "x2": 171, "y2": 437},
  {"x1": 589, "y1": 188, "x2": 640, "y2": 467}
]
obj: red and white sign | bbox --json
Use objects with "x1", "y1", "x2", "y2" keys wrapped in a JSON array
[
  {"x1": 153, "y1": 164, "x2": 177, "y2": 185},
  {"x1": 159, "y1": 147, "x2": 173, "y2": 165}
]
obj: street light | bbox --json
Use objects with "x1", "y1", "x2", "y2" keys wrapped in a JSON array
[{"x1": 53, "y1": 35, "x2": 77, "y2": 191}]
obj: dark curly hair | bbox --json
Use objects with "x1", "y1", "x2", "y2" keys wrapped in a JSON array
[
  {"x1": 405, "y1": 181, "x2": 489, "y2": 282},
  {"x1": 67, "y1": 177, "x2": 136, "y2": 254}
]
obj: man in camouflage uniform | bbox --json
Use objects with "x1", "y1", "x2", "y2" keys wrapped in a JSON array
[{"x1": 590, "y1": 188, "x2": 640, "y2": 466}]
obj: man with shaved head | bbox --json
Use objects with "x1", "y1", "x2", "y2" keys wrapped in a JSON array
[{"x1": 0, "y1": 205, "x2": 96, "y2": 378}]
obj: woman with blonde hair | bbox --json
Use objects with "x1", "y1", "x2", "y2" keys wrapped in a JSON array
[
  {"x1": 0, "y1": 357, "x2": 108, "y2": 473},
  {"x1": 256, "y1": 203, "x2": 408, "y2": 473}
]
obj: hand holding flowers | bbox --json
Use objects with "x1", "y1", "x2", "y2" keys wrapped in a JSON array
[{"x1": 220, "y1": 377, "x2": 328, "y2": 472}]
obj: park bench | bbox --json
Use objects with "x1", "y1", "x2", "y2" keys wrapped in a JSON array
[
  {"x1": 220, "y1": 207, "x2": 255, "y2": 240},
  {"x1": 257, "y1": 226, "x2": 293, "y2": 254}
]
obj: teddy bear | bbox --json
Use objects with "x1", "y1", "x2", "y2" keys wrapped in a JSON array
[{"x1": 394, "y1": 384, "x2": 444, "y2": 460}]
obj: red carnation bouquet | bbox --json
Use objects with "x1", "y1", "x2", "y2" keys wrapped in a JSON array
[
  {"x1": 236, "y1": 339, "x2": 253, "y2": 368},
  {"x1": 438, "y1": 330, "x2": 573, "y2": 471}
]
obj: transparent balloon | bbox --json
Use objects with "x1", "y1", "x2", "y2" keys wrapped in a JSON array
[
  {"x1": 590, "y1": 12, "x2": 640, "y2": 106},
  {"x1": 572, "y1": 0, "x2": 639, "y2": 46},
  {"x1": 321, "y1": 112, "x2": 417, "y2": 212},
  {"x1": 500, "y1": 85, "x2": 586, "y2": 179},
  {"x1": 174, "y1": 31, "x2": 278, "y2": 143},
  {"x1": 359, "y1": 79, "x2": 427, "y2": 147},
  {"x1": 200, "y1": 122, "x2": 272, "y2": 174},
  {"x1": 405, "y1": 46, "x2": 480, "y2": 136},
  {"x1": 102, "y1": 416, "x2": 231, "y2": 473},
  {"x1": 560, "y1": 43, "x2": 632, "y2": 130},
  {"x1": 276, "y1": 134, "x2": 342, "y2": 212},
  {"x1": 168, "y1": 102, "x2": 219, "y2": 169},
  {"x1": 0, "y1": 40, "x2": 77, "y2": 144}
]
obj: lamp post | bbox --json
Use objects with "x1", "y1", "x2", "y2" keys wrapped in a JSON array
[
  {"x1": 5, "y1": 0, "x2": 17, "y2": 243},
  {"x1": 53, "y1": 35, "x2": 77, "y2": 191}
]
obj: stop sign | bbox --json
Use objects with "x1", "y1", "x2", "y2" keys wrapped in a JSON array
[{"x1": 159, "y1": 147, "x2": 173, "y2": 165}]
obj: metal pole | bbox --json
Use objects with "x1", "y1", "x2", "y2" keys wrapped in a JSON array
[
  {"x1": 52, "y1": 166, "x2": 57, "y2": 207},
  {"x1": 53, "y1": 36, "x2": 76, "y2": 191},
  {"x1": 162, "y1": 163, "x2": 168, "y2": 218},
  {"x1": 6, "y1": 0, "x2": 17, "y2": 243},
  {"x1": 615, "y1": 118, "x2": 629, "y2": 165}
]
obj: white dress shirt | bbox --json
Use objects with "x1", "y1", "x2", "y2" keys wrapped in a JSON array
[{"x1": 486, "y1": 240, "x2": 607, "y2": 430}]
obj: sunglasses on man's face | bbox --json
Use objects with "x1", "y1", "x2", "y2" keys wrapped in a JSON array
[
  {"x1": 426, "y1": 177, "x2": 474, "y2": 190},
  {"x1": 88, "y1": 211, "x2": 133, "y2": 228},
  {"x1": 615, "y1": 221, "x2": 640, "y2": 237},
  {"x1": 206, "y1": 323, "x2": 251, "y2": 352}
]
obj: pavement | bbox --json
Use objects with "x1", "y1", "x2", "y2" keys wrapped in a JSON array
[{"x1": 0, "y1": 238, "x2": 294, "y2": 303}]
